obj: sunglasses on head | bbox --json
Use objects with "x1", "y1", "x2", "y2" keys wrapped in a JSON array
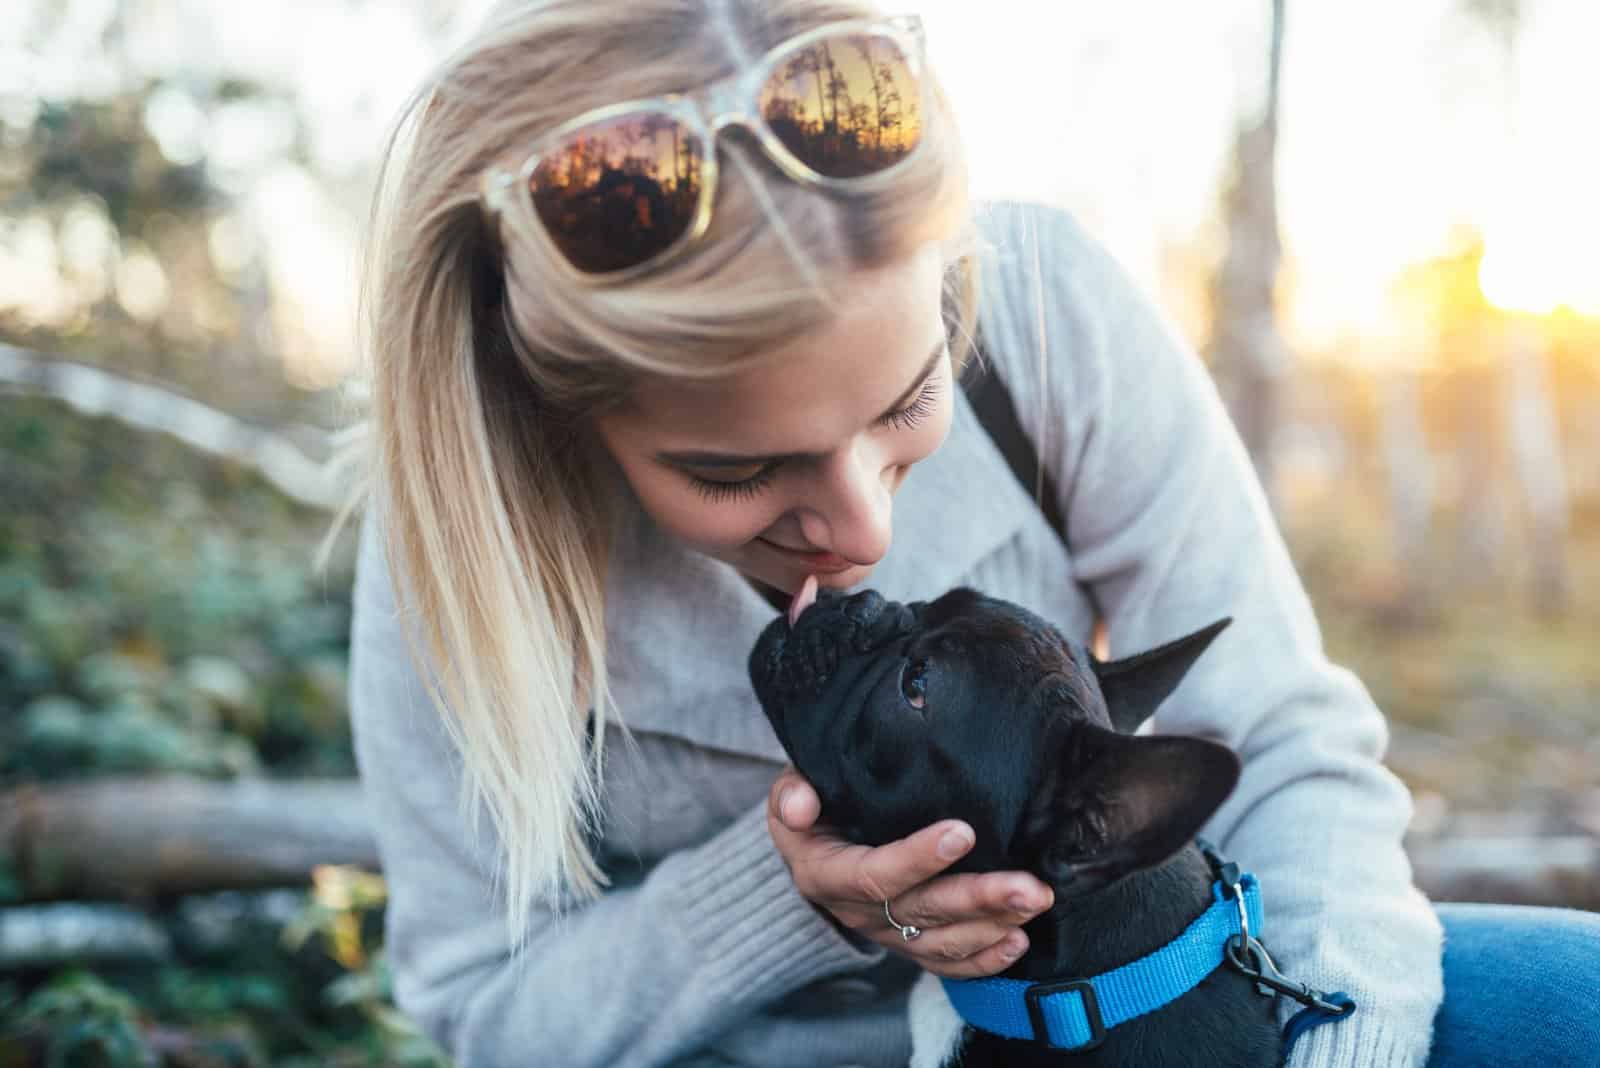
[{"x1": 479, "y1": 15, "x2": 929, "y2": 281}]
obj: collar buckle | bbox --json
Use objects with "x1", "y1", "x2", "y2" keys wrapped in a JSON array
[{"x1": 1024, "y1": 978, "x2": 1106, "y2": 1051}]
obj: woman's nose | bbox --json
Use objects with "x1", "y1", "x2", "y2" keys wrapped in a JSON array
[{"x1": 794, "y1": 444, "x2": 896, "y2": 566}]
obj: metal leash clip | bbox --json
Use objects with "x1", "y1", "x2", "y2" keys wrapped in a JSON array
[{"x1": 1224, "y1": 933, "x2": 1355, "y2": 1017}]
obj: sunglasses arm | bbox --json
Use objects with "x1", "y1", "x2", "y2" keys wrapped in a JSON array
[{"x1": 478, "y1": 166, "x2": 518, "y2": 221}]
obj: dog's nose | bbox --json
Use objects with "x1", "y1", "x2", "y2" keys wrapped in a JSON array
[
  {"x1": 838, "y1": 591, "x2": 923, "y2": 649},
  {"x1": 840, "y1": 590, "x2": 886, "y2": 625}
]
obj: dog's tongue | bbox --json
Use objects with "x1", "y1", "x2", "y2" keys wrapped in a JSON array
[{"x1": 787, "y1": 574, "x2": 819, "y2": 627}]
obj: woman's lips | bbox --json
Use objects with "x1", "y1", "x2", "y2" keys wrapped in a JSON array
[{"x1": 758, "y1": 537, "x2": 854, "y2": 573}]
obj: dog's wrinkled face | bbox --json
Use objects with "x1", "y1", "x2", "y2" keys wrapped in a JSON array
[
  {"x1": 749, "y1": 588, "x2": 1091, "y2": 863},
  {"x1": 749, "y1": 586, "x2": 1240, "y2": 894}
]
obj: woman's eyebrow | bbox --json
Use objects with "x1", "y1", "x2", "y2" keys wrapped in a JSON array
[{"x1": 656, "y1": 338, "x2": 949, "y2": 469}]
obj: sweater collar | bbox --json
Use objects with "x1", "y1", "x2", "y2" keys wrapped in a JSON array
[{"x1": 600, "y1": 386, "x2": 1033, "y2": 759}]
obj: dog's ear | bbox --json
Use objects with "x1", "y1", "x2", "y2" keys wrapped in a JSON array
[
  {"x1": 1019, "y1": 725, "x2": 1240, "y2": 893},
  {"x1": 1092, "y1": 617, "x2": 1231, "y2": 734}
]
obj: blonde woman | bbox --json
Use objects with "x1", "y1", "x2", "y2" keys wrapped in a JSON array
[{"x1": 336, "y1": 2, "x2": 1597, "y2": 1066}]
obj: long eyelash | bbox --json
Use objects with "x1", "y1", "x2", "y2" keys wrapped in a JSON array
[
  {"x1": 687, "y1": 465, "x2": 778, "y2": 502},
  {"x1": 881, "y1": 373, "x2": 943, "y2": 431},
  {"x1": 687, "y1": 372, "x2": 944, "y2": 503}
]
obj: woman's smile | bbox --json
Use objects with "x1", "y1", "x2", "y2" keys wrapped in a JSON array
[{"x1": 756, "y1": 537, "x2": 857, "y2": 573}]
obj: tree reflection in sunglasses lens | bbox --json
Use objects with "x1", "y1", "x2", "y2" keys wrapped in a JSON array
[
  {"x1": 530, "y1": 111, "x2": 706, "y2": 274},
  {"x1": 759, "y1": 33, "x2": 922, "y2": 178}
]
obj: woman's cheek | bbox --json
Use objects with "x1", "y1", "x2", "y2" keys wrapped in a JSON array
[{"x1": 637, "y1": 479, "x2": 784, "y2": 552}]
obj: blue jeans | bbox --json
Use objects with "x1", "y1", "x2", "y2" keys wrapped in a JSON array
[{"x1": 1423, "y1": 904, "x2": 1600, "y2": 1067}]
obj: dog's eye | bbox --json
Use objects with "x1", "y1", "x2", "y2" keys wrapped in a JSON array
[{"x1": 900, "y1": 659, "x2": 928, "y2": 710}]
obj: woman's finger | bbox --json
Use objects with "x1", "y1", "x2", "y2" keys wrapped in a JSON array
[
  {"x1": 893, "y1": 870, "x2": 1054, "y2": 929},
  {"x1": 842, "y1": 818, "x2": 975, "y2": 905},
  {"x1": 920, "y1": 929, "x2": 1034, "y2": 980},
  {"x1": 892, "y1": 920, "x2": 1021, "y2": 967}
]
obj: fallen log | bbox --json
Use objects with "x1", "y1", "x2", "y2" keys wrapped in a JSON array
[
  {"x1": 0, "y1": 343, "x2": 345, "y2": 511},
  {"x1": 4, "y1": 778, "x2": 1597, "y2": 911},
  {"x1": 1407, "y1": 834, "x2": 1600, "y2": 911},
  {"x1": 0, "y1": 890, "x2": 307, "y2": 970},
  {"x1": 6, "y1": 835, "x2": 1593, "y2": 970},
  {"x1": 0, "y1": 902, "x2": 170, "y2": 968},
  {"x1": 2, "y1": 778, "x2": 378, "y2": 901}
]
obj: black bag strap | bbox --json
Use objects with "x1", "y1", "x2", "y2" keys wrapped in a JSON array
[{"x1": 958, "y1": 338, "x2": 1067, "y2": 543}]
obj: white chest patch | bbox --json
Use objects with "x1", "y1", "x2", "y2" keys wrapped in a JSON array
[{"x1": 907, "y1": 969, "x2": 968, "y2": 1068}]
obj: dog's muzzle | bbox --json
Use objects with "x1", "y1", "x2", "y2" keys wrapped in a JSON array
[{"x1": 749, "y1": 589, "x2": 917, "y2": 707}]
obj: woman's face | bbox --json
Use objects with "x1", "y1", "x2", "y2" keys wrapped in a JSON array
[{"x1": 593, "y1": 242, "x2": 954, "y2": 596}]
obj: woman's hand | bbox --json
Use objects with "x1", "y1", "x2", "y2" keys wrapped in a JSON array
[{"x1": 766, "y1": 767, "x2": 1054, "y2": 979}]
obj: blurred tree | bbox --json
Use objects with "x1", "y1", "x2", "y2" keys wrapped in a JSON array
[
  {"x1": 1503, "y1": 324, "x2": 1571, "y2": 611},
  {"x1": 1, "y1": 1, "x2": 329, "y2": 428},
  {"x1": 1379, "y1": 367, "x2": 1436, "y2": 615},
  {"x1": 0, "y1": 81, "x2": 315, "y2": 421},
  {"x1": 1391, "y1": 228, "x2": 1575, "y2": 614},
  {"x1": 1389, "y1": 235, "x2": 1508, "y2": 602},
  {"x1": 1451, "y1": 0, "x2": 1571, "y2": 613},
  {"x1": 1207, "y1": 0, "x2": 1291, "y2": 513},
  {"x1": 1461, "y1": 0, "x2": 1525, "y2": 69}
]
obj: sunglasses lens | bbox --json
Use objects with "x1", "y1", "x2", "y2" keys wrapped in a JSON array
[
  {"x1": 758, "y1": 31, "x2": 923, "y2": 179},
  {"x1": 529, "y1": 111, "x2": 706, "y2": 274}
]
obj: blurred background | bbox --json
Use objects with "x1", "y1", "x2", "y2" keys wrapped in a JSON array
[{"x1": 2, "y1": 0, "x2": 1595, "y2": 1063}]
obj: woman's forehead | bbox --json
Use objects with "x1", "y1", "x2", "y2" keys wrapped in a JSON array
[{"x1": 610, "y1": 248, "x2": 948, "y2": 448}]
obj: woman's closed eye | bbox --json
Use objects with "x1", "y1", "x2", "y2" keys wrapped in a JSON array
[
  {"x1": 683, "y1": 373, "x2": 945, "y2": 502},
  {"x1": 879, "y1": 368, "x2": 942, "y2": 432},
  {"x1": 686, "y1": 462, "x2": 781, "y2": 502}
]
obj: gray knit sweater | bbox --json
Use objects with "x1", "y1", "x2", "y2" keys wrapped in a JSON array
[{"x1": 347, "y1": 200, "x2": 1443, "y2": 1067}]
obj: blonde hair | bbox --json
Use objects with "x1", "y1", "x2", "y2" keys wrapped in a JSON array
[{"x1": 320, "y1": 0, "x2": 982, "y2": 956}]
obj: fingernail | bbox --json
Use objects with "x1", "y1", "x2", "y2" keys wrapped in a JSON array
[
  {"x1": 937, "y1": 826, "x2": 973, "y2": 860},
  {"x1": 779, "y1": 788, "x2": 797, "y2": 821},
  {"x1": 1002, "y1": 933, "x2": 1028, "y2": 959},
  {"x1": 1007, "y1": 893, "x2": 1036, "y2": 912}
]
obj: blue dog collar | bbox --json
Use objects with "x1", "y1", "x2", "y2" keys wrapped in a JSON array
[{"x1": 940, "y1": 874, "x2": 1265, "y2": 1052}]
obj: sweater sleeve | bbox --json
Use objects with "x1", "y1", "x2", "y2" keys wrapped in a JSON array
[
  {"x1": 346, "y1": 510, "x2": 884, "y2": 1068},
  {"x1": 976, "y1": 201, "x2": 1444, "y2": 1066}
]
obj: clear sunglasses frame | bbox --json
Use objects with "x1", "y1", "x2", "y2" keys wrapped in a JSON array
[{"x1": 478, "y1": 14, "x2": 929, "y2": 284}]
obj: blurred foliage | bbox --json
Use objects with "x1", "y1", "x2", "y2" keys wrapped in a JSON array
[
  {"x1": 1286, "y1": 465, "x2": 1600, "y2": 817},
  {"x1": 0, "y1": 395, "x2": 354, "y2": 783},
  {"x1": 8, "y1": 972, "x2": 150, "y2": 1068},
  {"x1": 0, "y1": 870, "x2": 450, "y2": 1068},
  {"x1": 0, "y1": 391, "x2": 413, "y2": 1063},
  {"x1": 0, "y1": 10, "x2": 423, "y2": 1059},
  {"x1": 0, "y1": 69, "x2": 330, "y2": 425}
]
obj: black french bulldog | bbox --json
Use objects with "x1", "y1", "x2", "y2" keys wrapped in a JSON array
[{"x1": 748, "y1": 585, "x2": 1282, "y2": 1068}]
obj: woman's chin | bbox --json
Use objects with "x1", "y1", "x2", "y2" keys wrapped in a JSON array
[
  {"x1": 789, "y1": 563, "x2": 875, "y2": 595},
  {"x1": 817, "y1": 565, "x2": 873, "y2": 589}
]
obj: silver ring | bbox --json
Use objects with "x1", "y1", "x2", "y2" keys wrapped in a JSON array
[{"x1": 883, "y1": 899, "x2": 922, "y2": 941}]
